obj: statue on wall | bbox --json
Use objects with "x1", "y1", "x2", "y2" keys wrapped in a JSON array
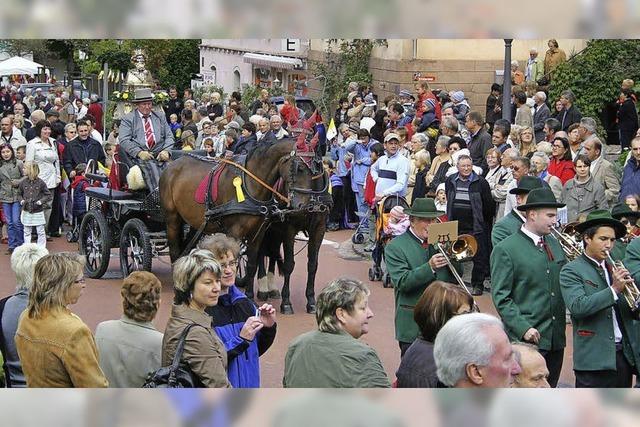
[{"x1": 124, "y1": 49, "x2": 155, "y2": 90}]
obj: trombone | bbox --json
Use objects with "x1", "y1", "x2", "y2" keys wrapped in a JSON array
[
  {"x1": 549, "y1": 221, "x2": 583, "y2": 260},
  {"x1": 605, "y1": 251, "x2": 640, "y2": 313}
]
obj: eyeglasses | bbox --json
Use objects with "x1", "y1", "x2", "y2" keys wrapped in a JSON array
[
  {"x1": 511, "y1": 166, "x2": 520, "y2": 171},
  {"x1": 219, "y1": 260, "x2": 238, "y2": 270},
  {"x1": 74, "y1": 278, "x2": 86, "y2": 284},
  {"x1": 552, "y1": 144, "x2": 563, "y2": 149}
]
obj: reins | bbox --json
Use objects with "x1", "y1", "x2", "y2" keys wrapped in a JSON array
[{"x1": 217, "y1": 157, "x2": 290, "y2": 204}]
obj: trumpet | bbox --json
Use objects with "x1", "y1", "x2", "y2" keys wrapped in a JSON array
[
  {"x1": 549, "y1": 221, "x2": 583, "y2": 260},
  {"x1": 605, "y1": 251, "x2": 640, "y2": 313}
]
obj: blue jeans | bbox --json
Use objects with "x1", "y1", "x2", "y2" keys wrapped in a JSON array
[{"x1": 2, "y1": 202, "x2": 24, "y2": 249}]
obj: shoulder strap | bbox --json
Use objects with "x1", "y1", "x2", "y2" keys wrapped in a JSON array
[{"x1": 170, "y1": 323, "x2": 207, "y2": 371}]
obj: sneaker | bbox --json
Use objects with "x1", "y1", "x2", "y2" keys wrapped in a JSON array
[
  {"x1": 0, "y1": 237, "x2": 7, "y2": 244},
  {"x1": 327, "y1": 222, "x2": 339, "y2": 232},
  {"x1": 363, "y1": 243, "x2": 375, "y2": 252}
]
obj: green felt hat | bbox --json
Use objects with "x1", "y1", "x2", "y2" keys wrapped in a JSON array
[
  {"x1": 404, "y1": 198, "x2": 441, "y2": 219},
  {"x1": 509, "y1": 176, "x2": 544, "y2": 195},
  {"x1": 575, "y1": 210, "x2": 627, "y2": 239},
  {"x1": 516, "y1": 188, "x2": 565, "y2": 211},
  {"x1": 611, "y1": 202, "x2": 640, "y2": 220}
]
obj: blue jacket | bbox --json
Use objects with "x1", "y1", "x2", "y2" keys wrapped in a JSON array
[
  {"x1": 330, "y1": 143, "x2": 350, "y2": 177},
  {"x1": 620, "y1": 157, "x2": 640, "y2": 201},
  {"x1": 206, "y1": 286, "x2": 276, "y2": 388},
  {"x1": 344, "y1": 138, "x2": 375, "y2": 189}
]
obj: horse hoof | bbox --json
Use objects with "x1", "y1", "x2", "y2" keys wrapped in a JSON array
[
  {"x1": 306, "y1": 304, "x2": 316, "y2": 314},
  {"x1": 281, "y1": 304, "x2": 294, "y2": 315},
  {"x1": 256, "y1": 291, "x2": 270, "y2": 301},
  {"x1": 268, "y1": 290, "x2": 281, "y2": 299}
]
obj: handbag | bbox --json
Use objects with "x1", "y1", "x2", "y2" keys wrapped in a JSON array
[{"x1": 142, "y1": 323, "x2": 205, "y2": 388}]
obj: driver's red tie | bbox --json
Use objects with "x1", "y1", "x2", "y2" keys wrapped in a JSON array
[{"x1": 144, "y1": 116, "x2": 156, "y2": 149}]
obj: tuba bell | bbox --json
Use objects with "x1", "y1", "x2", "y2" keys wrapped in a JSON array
[
  {"x1": 550, "y1": 221, "x2": 583, "y2": 260},
  {"x1": 448, "y1": 234, "x2": 478, "y2": 262}
]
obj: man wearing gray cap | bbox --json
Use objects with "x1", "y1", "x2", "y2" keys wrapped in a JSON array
[{"x1": 370, "y1": 133, "x2": 411, "y2": 202}]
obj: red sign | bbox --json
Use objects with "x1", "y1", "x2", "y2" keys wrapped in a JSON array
[{"x1": 413, "y1": 72, "x2": 436, "y2": 82}]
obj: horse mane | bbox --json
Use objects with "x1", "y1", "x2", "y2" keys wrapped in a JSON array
[{"x1": 247, "y1": 138, "x2": 295, "y2": 162}]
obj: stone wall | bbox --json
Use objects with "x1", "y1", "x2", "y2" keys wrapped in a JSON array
[{"x1": 370, "y1": 56, "x2": 504, "y2": 119}]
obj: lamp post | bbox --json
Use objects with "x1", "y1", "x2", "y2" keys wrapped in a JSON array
[{"x1": 502, "y1": 39, "x2": 513, "y2": 122}]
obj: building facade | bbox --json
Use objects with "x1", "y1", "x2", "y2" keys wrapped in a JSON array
[{"x1": 199, "y1": 39, "x2": 310, "y2": 94}]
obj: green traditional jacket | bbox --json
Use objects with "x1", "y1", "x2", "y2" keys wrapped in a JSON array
[
  {"x1": 490, "y1": 230, "x2": 567, "y2": 351},
  {"x1": 610, "y1": 239, "x2": 627, "y2": 262},
  {"x1": 385, "y1": 229, "x2": 457, "y2": 343},
  {"x1": 491, "y1": 210, "x2": 524, "y2": 247},
  {"x1": 624, "y1": 237, "x2": 640, "y2": 282},
  {"x1": 560, "y1": 254, "x2": 640, "y2": 371}
]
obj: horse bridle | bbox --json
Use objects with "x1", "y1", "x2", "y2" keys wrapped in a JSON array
[{"x1": 284, "y1": 150, "x2": 331, "y2": 213}]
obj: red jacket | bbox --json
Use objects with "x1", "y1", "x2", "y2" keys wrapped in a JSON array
[
  {"x1": 548, "y1": 158, "x2": 575, "y2": 185},
  {"x1": 364, "y1": 170, "x2": 376, "y2": 208},
  {"x1": 417, "y1": 91, "x2": 441, "y2": 121}
]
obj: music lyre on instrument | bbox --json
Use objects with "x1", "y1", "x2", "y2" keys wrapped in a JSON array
[{"x1": 428, "y1": 220, "x2": 480, "y2": 311}]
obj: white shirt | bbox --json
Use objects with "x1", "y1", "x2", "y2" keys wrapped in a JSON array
[
  {"x1": 589, "y1": 155, "x2": 602, "y2": 175},
  {"x1": 584, "y1": 254, "x2": 622, "y2": 343},
  {"x1": 503, "y1": 180, "x2": 518, "y2": 217},
  {"x1": 520, "y1": 224, "x2": 543, "y2": 246}
]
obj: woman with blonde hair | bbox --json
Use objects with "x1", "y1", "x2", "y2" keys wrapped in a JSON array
[
  {"x1": 518, "y1": 126, "x2": 537, "y2": 158},
  {"x1": 162, "y1": 249, "x2": 231, "y2": 388},
  {"x1": 15, "y1": 253, "x2": 108, "y2": 387}
]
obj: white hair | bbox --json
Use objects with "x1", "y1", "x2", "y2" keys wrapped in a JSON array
[
  {"x1": 529, "y1": 47, "x2": 538, "y2": 54},
  {"x1": 434, "y1": 313, "x2": 504, "y2": 387},
  {"x1": 10, "y1": 243, "x2": 49, "y2": 292},
  {"x1": 502, "y1": 147, "x2": 520, "y2": 162},
  {"x1": 82, "y1": 97, "x2": 90, "y2": 105},
  {"x1": 535, "y1": 91, "x2": 547, "y2": 102},
  {"x1": 580, "y1": 117, "x2": 597, "y2": 134},
  {"x1": 436, "y1": 135, "x2": 451, "y2": 148},
  {"x1": 531, "y1": 151, "x2": 550, "y2": 168},
  {"x1": 511, "y1": 60, "x2": 519, "y2": 67}
]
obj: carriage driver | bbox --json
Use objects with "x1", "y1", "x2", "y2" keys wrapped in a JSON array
[{"x1": 119, "y1": 88, "x2": 176, "y2": 190}]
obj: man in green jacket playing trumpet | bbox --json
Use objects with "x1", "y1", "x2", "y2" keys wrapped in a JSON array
[
  {"x1": 561, "y1": 210, "x2": 640, "y2": 387},
  {"x1": 385, "y1": 198, "x2": 458, "y2": 357}
]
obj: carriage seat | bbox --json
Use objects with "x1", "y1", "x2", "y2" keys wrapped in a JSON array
[{"x1": 85, "y1": 186, "x2": 144, "y2": 201}]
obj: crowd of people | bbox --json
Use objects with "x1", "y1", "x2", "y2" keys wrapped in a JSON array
[{"x1": 2, "y1": 37, "x2": 640, "y2": 389}]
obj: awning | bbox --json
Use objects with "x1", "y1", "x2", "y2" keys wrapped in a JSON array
[{"x1": 242, "y1": 52, "x2": 303, "y2": 70}]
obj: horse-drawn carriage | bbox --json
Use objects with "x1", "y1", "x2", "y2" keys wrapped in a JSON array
[
  {"x1": 78, "y1": 124, "x2": 332, "y2": 314},
  {"x1": 78, "y1": 160, "x2": 168, "y2": 279}
]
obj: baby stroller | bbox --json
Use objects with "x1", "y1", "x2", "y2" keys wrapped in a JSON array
[
  {"x1": 368, "y1": 195, "x2": 410, "y2": 288},
  {"x1": 351, "y1": 210, "x2": 369, "y2": 244}
]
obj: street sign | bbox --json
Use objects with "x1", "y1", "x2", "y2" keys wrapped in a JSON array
[
  {"x1": 413, "y1": 72, "x2": 436, "y2": 82},
  {"x1": 282, "y1": 39, "x2": 300, "y2": 53}
]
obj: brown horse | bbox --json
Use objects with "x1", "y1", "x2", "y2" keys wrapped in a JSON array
[{"x1": 159, "y1": 138, "x2": 318, "y2": 298}]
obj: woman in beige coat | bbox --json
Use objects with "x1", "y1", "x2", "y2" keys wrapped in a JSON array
[{"x1": 162, "y1": 249, "x2": 231, "y2": 388}]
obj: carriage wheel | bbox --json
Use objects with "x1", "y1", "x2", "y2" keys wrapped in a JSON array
[
  {"x1": 352, "y1": 232, "x2": 365, "y2": 244},
  {"x1": 79, "y1": 209, "x2": 111, "y2": 279},
  {"x1": 120, "y1": 218, "x2": 153, "y2": 277}
]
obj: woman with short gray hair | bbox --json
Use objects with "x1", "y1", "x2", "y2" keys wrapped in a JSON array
[
  {"x1": 0, "y1": 243, "x2": 49, "y2": 387},
  {"x1": 283, "y1": 278, "x2": 390, "y2": 387},
  {"x1": 162, "y1": 249, "x2": 231, "y2": 387},
  {"x1": 530, "y1": 151, "x2": 563, "y2": 200}
]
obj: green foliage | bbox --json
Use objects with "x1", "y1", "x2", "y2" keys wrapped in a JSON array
[
  {"x1": 312, "y1": 39, "x2": 386, "y2": 115},
  {"x1": 193, "y1": 84, "x2": 227, "y2": 103},
  {"x1": 241, "y1": 85, "x2": 269, "y2": 110},
  {"x1": 152, "y1": 40, "x2": 200, "y2": 91},
  {"x1": 549, "y1": 40, "x2": 640, "y2": 138}
]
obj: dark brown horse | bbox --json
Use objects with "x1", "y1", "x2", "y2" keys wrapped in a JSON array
[
  {"x1": 257, "y1": 209, "x2": 329, "y2": 314},
  {"x1": 159, "y1": 138, "x2": 319, "y2": 298}
]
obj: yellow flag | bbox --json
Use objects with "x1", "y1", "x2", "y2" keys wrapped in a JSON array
[{"x1": 326, "y1": 118, "x2": 337, "y2": 141}]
